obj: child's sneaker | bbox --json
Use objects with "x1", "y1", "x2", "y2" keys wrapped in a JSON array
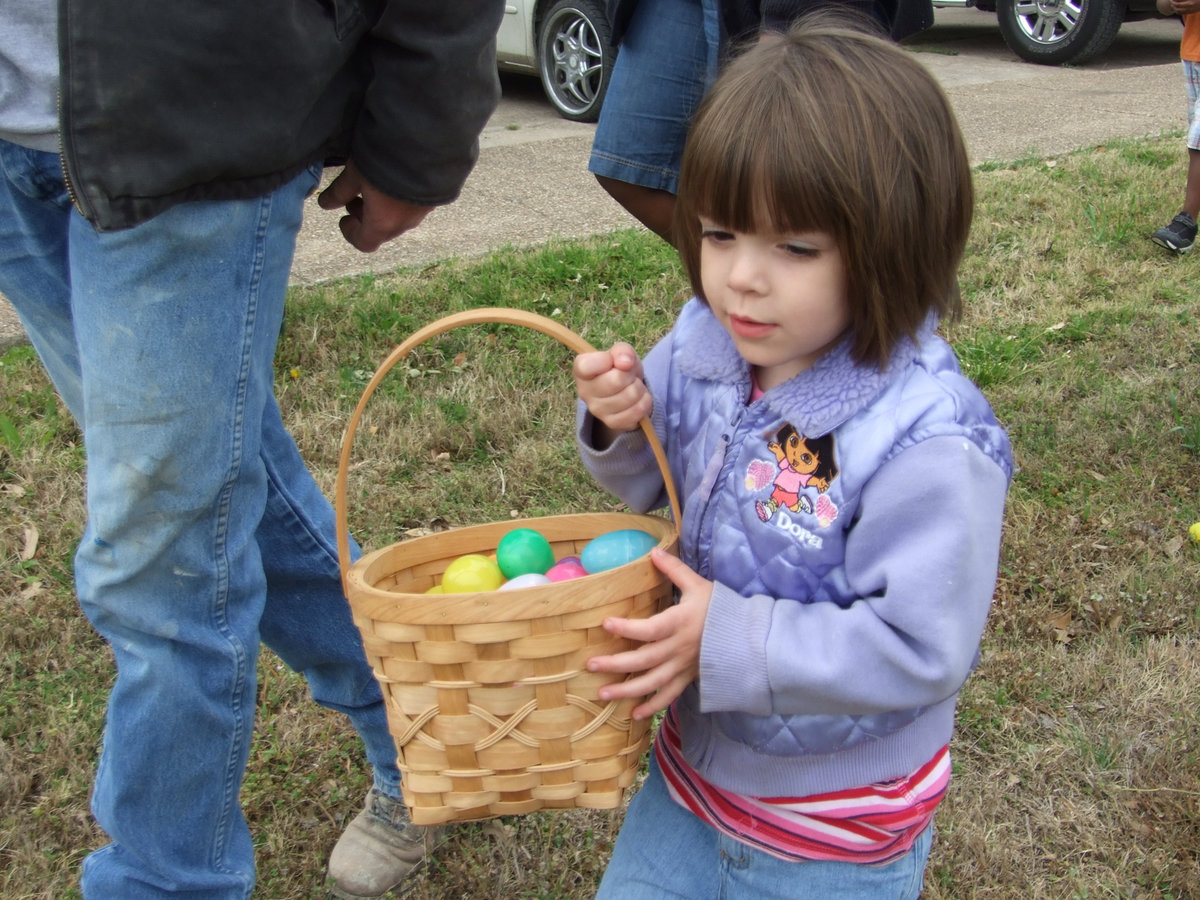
[{"x1": 1151, "y1": 211, "x2": 1197, "y2": 254}]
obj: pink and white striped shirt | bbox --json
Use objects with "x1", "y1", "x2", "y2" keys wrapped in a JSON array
[{"x1": 655, "y1": 706, "x2": 949, "y2": 865}]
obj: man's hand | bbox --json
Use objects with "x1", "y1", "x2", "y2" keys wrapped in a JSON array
[{"x1": 317, "y1": 161, "x2": 433, "y2": 252}]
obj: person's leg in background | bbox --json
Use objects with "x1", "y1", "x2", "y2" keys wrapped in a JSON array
[
  {"x1": 588, "y1": 0, "x2": 720, "y2": 244},
  {"x1": 1152, "y1": 58, "x2": 1200, "y2": 254},
  {"x1": 1181, "y1": 58, "x2": 1200, "y2": 227}
]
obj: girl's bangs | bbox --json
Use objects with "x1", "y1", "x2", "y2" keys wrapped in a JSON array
[{"x1": 689, "y1": 106, "x2": 838, "y2": 237}]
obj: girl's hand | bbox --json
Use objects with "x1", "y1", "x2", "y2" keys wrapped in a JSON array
[
  {"x1": 586, "y1": 548, "x2": 713, "y2": 720},
  {"x1": 574, "y1": 342, "x2": 653, "y2": 439}
]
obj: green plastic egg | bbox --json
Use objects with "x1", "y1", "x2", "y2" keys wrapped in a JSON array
[{"x1": 496, "y1": 527, "x2": 556, "y2": 579}]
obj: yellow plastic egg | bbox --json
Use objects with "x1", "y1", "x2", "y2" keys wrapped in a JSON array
[{"x1": 440, "y1": 554, "x2": 504, "y2": 593}]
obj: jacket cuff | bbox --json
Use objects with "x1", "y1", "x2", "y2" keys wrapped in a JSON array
[{"x1": 699, "y1": 581, "x2": 774, "y2": 715}]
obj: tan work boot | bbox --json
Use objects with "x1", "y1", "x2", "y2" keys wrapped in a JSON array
[{"x1": 327, "y1": 789, "x2": 445, "y2": 899}]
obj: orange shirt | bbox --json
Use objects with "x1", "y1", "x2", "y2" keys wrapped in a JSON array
[{"x1": 1182, "y1": 11, "x2": 1200, "y2": 62}]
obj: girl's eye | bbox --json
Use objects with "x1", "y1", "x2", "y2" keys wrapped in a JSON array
[
  {"x1": 783, "y1": 243, "x2": 819, "y2": 258},
  {"x1": 700, "y1": 227, "x2": 734, "y2": 243}
]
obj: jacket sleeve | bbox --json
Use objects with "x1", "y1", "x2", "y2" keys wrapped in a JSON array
[
  {"x1": 699, "y1": 434, "x2": 1008, "y2": 717},
  {"x1": 352, "y1": 1, "x2": 505, "y2": 206}
]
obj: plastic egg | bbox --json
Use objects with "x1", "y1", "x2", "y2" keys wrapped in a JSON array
[
  {"x1": 496, "y1": 527, "x2": 556, "y2": 579},
  {"x1": 580, "y1": 529, "x2": 658, "y2": 574},
  {"x1": 424, "y1": 583, "x2": 444, "y2": 594},
  {"x1": 498, "y1": 572, "x2": 552, "y2": 591},
  {"x1": 545, "y1": 559, "x2": 588, "y2": 582},
  {"x1": 440, "y1": 554, "x2": 504, "y2": 593}
]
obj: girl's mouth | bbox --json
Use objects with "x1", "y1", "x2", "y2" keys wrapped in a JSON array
[{"x1": 729, "y1": 315, "x2": 776, "y2": 339}]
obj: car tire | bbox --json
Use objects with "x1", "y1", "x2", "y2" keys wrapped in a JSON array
[
  {"x1": 536, "y1": 0, "x2": 614, "y2": 122},
  {"x1": 995, "y1": 0, "x2": 1125, "y2": 65}
]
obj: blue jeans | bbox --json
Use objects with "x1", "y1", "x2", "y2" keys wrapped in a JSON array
[
  {"x1": 0, "y1": 140, "x2": 402, "y2": 899},
  {"x1": 596, "y1": 756, "x2": 932, "y2": 899},
  {"x1": 588, "y1": 0, "x2": 721, "y2": 194}
]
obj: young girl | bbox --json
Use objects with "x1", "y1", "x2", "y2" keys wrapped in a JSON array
[{"x1": 573, "y1": 17, "x2": 1012, "y2": 899}]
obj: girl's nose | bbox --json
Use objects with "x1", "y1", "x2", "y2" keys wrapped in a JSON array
[{"x1": 726, "y1": 247, "x2": 767, "y2": 295}]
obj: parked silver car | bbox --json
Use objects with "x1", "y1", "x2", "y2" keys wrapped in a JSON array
[
  {"x1": 495, "y1": 0, "x2": 615, "y2": 122},
  {"x1": 496, "y1": 0, "x2": 1160, "y2": 125},
  {"x1": 933, "y1": 0, "x2": 1163, "y2": 65}
]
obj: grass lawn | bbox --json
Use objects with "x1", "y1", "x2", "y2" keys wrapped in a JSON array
[{"x1": 2, "y1": 132, "x2": 1198, "y2": 899}]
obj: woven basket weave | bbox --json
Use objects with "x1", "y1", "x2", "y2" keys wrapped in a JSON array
[{"x1": 335, "y1": 308, "x2": 681, "y2": 825}]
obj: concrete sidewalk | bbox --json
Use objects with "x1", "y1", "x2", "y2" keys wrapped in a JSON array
[
  {"x1": 291, "y1": 57, "x2": 1184, "y2": 289},
  {"x1": 0, "y1": 13, "x2": 1186, "y2": 352}
]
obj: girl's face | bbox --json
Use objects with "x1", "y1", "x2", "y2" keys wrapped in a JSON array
[{"x1": 698, "y1": 219, "x2": 851, "y2": 393}]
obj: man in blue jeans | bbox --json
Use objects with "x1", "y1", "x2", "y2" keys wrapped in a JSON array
[{"x1": 0, "y1": 2, "x2": 504, "y2": 898}]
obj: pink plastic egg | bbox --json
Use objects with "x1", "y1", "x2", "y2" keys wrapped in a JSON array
[{"x1": 545, "y1": 560, "x2": 588, "y2": 582}]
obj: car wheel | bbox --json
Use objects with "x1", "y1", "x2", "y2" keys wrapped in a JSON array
[
  {"x1": 537, "y1": 0, "x2": 614, "y2": 122},
  {"x1": 995, "y1": 0, "x2": 1125, "y2": 65}
]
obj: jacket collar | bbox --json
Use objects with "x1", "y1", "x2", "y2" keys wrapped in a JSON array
[{"x1": 676, "y1": 299, "x2": 929, "y2": 437}]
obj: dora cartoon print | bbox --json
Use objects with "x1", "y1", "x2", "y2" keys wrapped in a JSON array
[{"x1": 752, "y1": 425, "x2": 838, "y2": 522}]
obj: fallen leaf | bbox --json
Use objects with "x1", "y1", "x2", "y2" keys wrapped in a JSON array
[
  {"x1": 20, "y1": 524, "x2": 38, "y2": 561},
  {"x1": 1049, "y1": 610, "x2": 1073, "y2": 644}
]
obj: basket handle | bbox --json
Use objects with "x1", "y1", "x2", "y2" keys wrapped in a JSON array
[{"x1": 334, "y1": 307, "x2": 683, "y2": 593}]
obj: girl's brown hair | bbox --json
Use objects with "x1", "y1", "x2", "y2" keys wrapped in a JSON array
[{"x1": 673, "y1": 14, "x2": 974, "y2": 370}]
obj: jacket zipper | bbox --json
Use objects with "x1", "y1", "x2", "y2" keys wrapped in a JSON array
[
  {"x1": 691, "y1": 406, "x2": 747, "y2": 580},
  {"x1": 55, "y1": 89, "x2": 88, "y2": 220}
]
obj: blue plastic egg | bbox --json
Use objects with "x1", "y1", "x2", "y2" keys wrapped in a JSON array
[{"x1": 580, "y1": 529, "x2": 658, "y2": 574}]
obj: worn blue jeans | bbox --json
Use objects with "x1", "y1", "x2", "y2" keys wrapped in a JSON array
[
  {"x1": 596, "y1": 756, "x2": 932, "y2": 899},
  {"x1": 0, "y1": 140, "x2": 402, "y2": 899},
  {"x1": 588, "y1": 0, "x2": 721, "y2": 194}
]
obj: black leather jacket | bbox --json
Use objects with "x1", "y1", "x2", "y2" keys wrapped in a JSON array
[{"x1": 59, "y1": 0, "x2": 504, "y2": 231}]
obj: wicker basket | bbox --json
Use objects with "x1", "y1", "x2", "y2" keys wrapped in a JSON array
[{"x1": 334, "y1": 308, "x2": 681, "y2": 826}]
